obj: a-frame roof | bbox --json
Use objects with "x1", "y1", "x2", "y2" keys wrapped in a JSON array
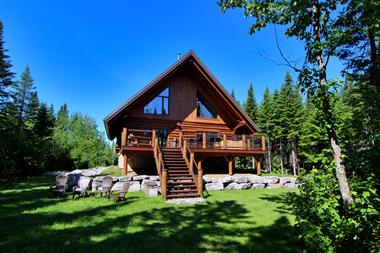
[{"x1": 104, "y1": 50, "x2": 259, "y2": 139}]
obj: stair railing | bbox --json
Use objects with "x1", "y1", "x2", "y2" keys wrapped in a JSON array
[
  {"x1": 179, "y1": 132, "x2": 199, "y2": 191},
  {"x1": 153, "y1": 132, "x2": 167, "y2": 200}
]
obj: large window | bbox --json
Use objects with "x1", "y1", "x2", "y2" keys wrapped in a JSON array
[
  {"x1": 144, "y1": 87, "x2": 169, "y2": 115},
  {"x1": 196, "y1": 93, "x2": 216, "y2": 118}
]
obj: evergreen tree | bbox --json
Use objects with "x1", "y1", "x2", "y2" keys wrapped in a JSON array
[
  {"x1": 257, "y1": 86, "x2": 273, "y2": 172},
  {"x1": 0, "y1": 20, "x2": 14, "y2": 107},
  {"x1": 243, "y1": 83, "x2": 258, "y2": 121},
  {"x1": 13, "y1": 67, "x2": 35, "y2": 127}
]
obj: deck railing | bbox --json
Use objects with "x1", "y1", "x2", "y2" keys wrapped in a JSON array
[
  {"x1": 179, "y1": 133, "x2": 202, "y2": 195},
  {"x1": 186, "y1": 133, "x2": 266, "y2": 151},
  {"x1": 121, "y1": 128, "x2": 266, "y2": 152},
  {"x1": 153, "y1": 133, "x2": 167, "y2": 200}
]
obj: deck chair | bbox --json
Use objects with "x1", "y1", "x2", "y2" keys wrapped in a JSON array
[
  {"x1": 72, "y1": 177, "x2": 92, "y2": 199},
  {"x1": 94, "y1": 176, "x2": 113, "y2": 198},
  {"x1": 111, "y1": 182, "x2": 130, "y2": 202},
  {"x1": 49, "y1": 175, "x2": 68, "y2": 196}
]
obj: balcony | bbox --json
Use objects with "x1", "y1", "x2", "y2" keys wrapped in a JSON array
[{"x1": 117, "y1": 128, "x2": 266, "y2": 155}]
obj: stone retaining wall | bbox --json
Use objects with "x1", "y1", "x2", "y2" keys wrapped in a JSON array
[
  {"x1": 203, "y1": 175, "x2": 299, "y2": 191},
  {"x1": 62, "y1": 170, "x2": 298, "y2": 192}
]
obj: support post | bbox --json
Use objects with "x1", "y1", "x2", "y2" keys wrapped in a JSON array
[
  {"x1": 183, "y1": 140, "x2": 187, "y2": 159},
  {"x1": 190, "y1": 152, "x2": 194, "y2": 171},
  {"x1": 123, "y1": 153, "x2": 128, "y2": 176},
  {"x1": 262, "y1": 135, "x2": 266, "y2": 151},
  {"x1": 121, "y1": 127, "x2": 127, "y2": 147},
  {"x1": 242, "y1": 134, "x2": 247, "y2": 149},
  {"x1": 228, "y1": 157, "x2": 234, "y2": 176},
  {"x1": 257, "y1": 156, "x2": 261, "y2": 176},
  {"x1": 152, "y1": 130, "x2": 156, "y2": 147},
  {"x1": 162, "y1": 169, "x2": 167, "y2": 199},
  {"x1": 179, "y1": 131, "x2": 183, "y2": 146},
  {"x1": 202, "y1": 132, "x2": 206, "y2": 149},
  {"x1": 223, "y1": 133, "x2": 227, "y2": 149},
  {"x1": 197, "y1": 159, "x2": 203, "y2": 195}
]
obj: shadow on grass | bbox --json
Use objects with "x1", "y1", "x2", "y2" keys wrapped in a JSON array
[{"x1": 0, "y1": 179, "x2": 302, "y2": 253}]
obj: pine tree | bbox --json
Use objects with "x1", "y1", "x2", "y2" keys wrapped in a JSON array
[
  {"x1": 243, "y1": 83, "x2": 258, "y2": 121},
  {"x1": 14, "y1": 67, "x2": 35, "y2": 127},
  {"x1": 0, "y1": 20, "x2": 14, "y2": 107},
  {"x1": 257, "y1": 86, "x2": 273, "y2": 172}
]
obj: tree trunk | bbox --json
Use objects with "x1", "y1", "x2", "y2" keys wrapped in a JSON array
[
  {"x1": 291, "y1": 140, "x2": 297, "y2": 176},
  {"x1": 279, "y1": 140, "x2": 284, "y2": 175},
  {"x1": 267, "y1": 138, "x2": 272, "y2": 173},
  {"x1": 312, "y1": 0, "x2": 353, "y2": 205}
]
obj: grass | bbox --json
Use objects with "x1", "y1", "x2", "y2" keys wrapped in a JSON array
[
  {"x1": 99, "y1": 166, "x2": 123, "y2": 176},
  {"x1": 0, "y1": 177, "x2": 302, "y2": 253}
]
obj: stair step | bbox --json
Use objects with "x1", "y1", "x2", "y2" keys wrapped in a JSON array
[
  {"x1": 168, "y1": 190, "x2": 199, "y2": 194},
  {"x1": 168, "y1": 175, "x2": 192, "y2": 179},
  {"x1": 168, "y1": 171, "x2": 188, "y2": 174},
  {"x1": 168, "y1": 181, "x2": 196, "y2": 185},
  {"x1": 168, "y1": 185, "x2": 197, "y2": 190},
  {"x1": 166, "y1": 193, "x2": 201, "y2": 199}
]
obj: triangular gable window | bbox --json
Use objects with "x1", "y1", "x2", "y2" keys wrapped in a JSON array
[
  {"x1": 196, "y1": 93, "x2": 216, "y2": 118},
  {"x1": 144, "y1": 87, "x2": 169, "y2": 115}
]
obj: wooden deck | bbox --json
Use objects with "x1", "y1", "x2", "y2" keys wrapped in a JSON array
[{"x1": 118, "y1": 128, "x2": 266, "y2": 156}]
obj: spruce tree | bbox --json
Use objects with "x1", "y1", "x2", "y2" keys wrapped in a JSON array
[
  {"x1": 14, "y1": 67, "x2": 35, "y2": 127},
  {"x1": 0, "y1": 20, "x2": 14, "y2": 107},
  {"x1": 257, "y1": 86, "x2": 273, "y2": 172},
  {"x1": 243, "y1": 83, "x2": 258, "y2": 121}
]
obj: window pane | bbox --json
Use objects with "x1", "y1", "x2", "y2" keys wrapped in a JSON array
[
  {"x1": 159, "y1": 87, "x2": 169, "y2": 97},
  {"x1": 144, "y1": 87, "x2": 169, "y2": 115},
  {"x1": 163, "y1": 97, "x2": 168, "y2": 115},
  {"x1": 144, "y1": 97, "x2": 162, "y2": 114},
  {"x1": 196, "y1": 97, "x2": 216, "y2": 118}
]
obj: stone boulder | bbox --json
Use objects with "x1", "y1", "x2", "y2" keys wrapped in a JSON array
[
  {"x1": 202, "y1": 176, "x2": 213, "y2": 183},
  {"x1": 235, "y1": 176, "x2": 249, "y2": 183},
  {"x1": 225, "y1": 182, "x2": 251, "y2": 190},
  {"x1": 133, "y1": 175, "x2": 149, "y2": 181},
  {"x1": 148, "y1": 176, "x2": 159, "y2": 181},
  {"x1": 119, "y1": 176, "x2": 133, "y2": 182},
  {"x1": 128, "y1": 181, "x2": 141, "y2": 192},
  {"x1": 248, "y1": 175, "x2": 266, "y2": 184},
  {"x1": 205, "y1": 182, "x2": 224, "y2": 191},
  {"x1": 279, "y1": 177, "x2": 293, "y2": 185},
  {"x1": 265, "y1": 176, "x2": 280, "y2": 184},
  {"x1": 267, "y1": 183, "x2": 283, "y2": 189},
  {"x1": 225, "y1": 182, "x2": 239, "y2": 190},
  {"x1": 284, "y1": 182, "x2": 298, "y2": 188},
  {"x1": 251, "y1": 183, "x2": 266, "y2": 189},
  {"x1": 238, "y1": 183, "x2": 252, "y2": 189}
]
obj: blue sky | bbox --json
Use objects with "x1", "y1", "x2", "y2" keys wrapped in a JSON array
[{"x1": 0, "y1": 0, "x2": 343, "y2": 137}]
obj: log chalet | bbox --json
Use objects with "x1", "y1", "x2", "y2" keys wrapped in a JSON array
[{"x1": 104, "y1": 50, "x2": 266, "y2": 199}]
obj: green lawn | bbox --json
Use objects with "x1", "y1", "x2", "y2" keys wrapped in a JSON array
[{"x1": 0, "y1": 177, "x2": 302, "y2": 253}]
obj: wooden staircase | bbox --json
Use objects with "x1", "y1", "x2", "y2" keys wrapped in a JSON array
[{"x1": 162, "y1": 147, "x2": 201, "y2": 199}]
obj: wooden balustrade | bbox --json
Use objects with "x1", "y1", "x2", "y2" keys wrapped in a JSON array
[{"x1": 179, "y1": 133, "x2": 200, "y2": 194}]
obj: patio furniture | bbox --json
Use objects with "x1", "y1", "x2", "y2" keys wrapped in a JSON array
[
  {"x1": 94, "y1": 176, "x2": 113, "y2": 199},
  {"x1": 111, "y1": 182, "x2": 130, "y2": 202},
  {"x1": 72, "y1": 177, "x2": 92, "y2": 199},
  {"x1": 49, "y1": 175, "x2": 68, "y2": 196}
]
